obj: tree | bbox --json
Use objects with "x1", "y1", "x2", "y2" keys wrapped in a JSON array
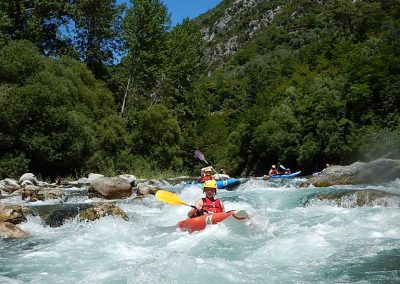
[
  {"x1": 0, "y1": 40, "x2": 125, "y2": 178},
  {"x1": 0, "y1": 0, "x2": 72, "y2": 55},
  {"x1": 127, "y1": 104, "x2": 182, "y2": 169},
  {"x1": 161, "y1": 18, "x2": 204, "y2": 104},
  {"x1": 73, "y1": 0, "x2": 125, "y2": 79},
  {"x1": 120, "y1": 0, "x2": 170, "y2": 114}
]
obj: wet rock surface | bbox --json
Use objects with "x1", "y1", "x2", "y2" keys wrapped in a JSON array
[{"x1": 301, "y1": 159, "x2": 400, "y2": 187}]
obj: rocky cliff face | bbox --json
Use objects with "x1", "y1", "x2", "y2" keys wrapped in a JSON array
[
  {"x1": 197, "y1": 0, "x2": 283, "y2": 70},
  {"x1": 197, "y1": 0, "x2": 322, "y2": 71}
]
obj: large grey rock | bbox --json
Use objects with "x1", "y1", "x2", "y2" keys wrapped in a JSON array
[
  {"x1": 89, "y1": 177, "x2": 133, "y2": 199},
  {"x1": 308, "y1": 189, "x2": 400, "y2": 208},
  {"x1": 19, "y1": 173, "x2": 38, "y2": 186},
  {"x1": 118, "y1": 174, "x2": 137, "y2": 184},
  {"x1": 302, "y1": 159, "x2": 400, "y2": 187},
  {"x1": 88, "y1": 173, "x2": 104, "y2": 182}
]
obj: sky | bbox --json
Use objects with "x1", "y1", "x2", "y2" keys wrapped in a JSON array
[
  {"x1": 120, "y1": 0, "x2": 223, "y2": 26},
  {"x1": 162, "y1": 0, "x2": 223, "y2": 25}
]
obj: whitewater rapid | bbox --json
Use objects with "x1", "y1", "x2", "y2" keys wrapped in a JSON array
[{"x1": 1, "y1": 178, "x2": 400, "y2": 283}]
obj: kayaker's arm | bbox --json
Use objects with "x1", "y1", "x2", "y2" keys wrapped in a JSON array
[{"x1": 187, "y1": 199, "x2": 207, "y2": 218}]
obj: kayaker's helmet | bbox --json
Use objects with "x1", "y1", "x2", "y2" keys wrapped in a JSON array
[
  {"x1": 203, "y1": 180, "x2": 217, "y2": 192},
  {"x1": 272, "y1": 165, "x2": 276, "y2": 169}
]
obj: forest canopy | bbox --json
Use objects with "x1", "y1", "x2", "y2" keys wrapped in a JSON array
[{"x1": 0, "y1": 0, "x2": 399, "y2": 179}]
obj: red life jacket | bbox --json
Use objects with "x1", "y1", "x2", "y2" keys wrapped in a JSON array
[
  {"x1": 201, "y1": 197, "x2": 223, "y2": 213},
  {"x1": 269, "y1": 169, "x2": 278, "y2": 175},
  {"x1": 199, "y1": 175, "x2": 213, "y2": 182}
]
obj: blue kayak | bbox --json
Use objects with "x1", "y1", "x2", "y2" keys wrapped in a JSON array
[
  {"x1": 216, "y1": 178, "x2": 241, "y2": 190},
  {"x1": 193, "y1": 178, "x2": 240, "y2": 191},
  {"x1": 269, "y1": 171, "x2": 301, "y2": 179}
]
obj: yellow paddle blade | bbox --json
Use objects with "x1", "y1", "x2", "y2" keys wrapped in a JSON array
[{"x1": 155, "y1": 190, "x2": 189, "y2": 206}]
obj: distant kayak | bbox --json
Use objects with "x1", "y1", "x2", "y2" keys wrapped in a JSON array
[
  {"x1": 265, "y1": 171, "x2": 302, "y2": 179},
  {"x1": 193, "y1": 178, "x2": 240, "y2": 190},
  {"x1": 178, "y1": 210, "x2": 248, "y2": 233},
  {"x1": 216, "y1": 178, "x2": 240, "y2": 190}
]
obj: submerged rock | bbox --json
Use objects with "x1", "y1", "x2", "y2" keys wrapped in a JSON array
[
  {"x1": 79, "y1": 203, "x2": 128, "y2": 222},
  {"x1": 34, "y1": 203, "x2": 91, "y2": 227},
  {"x1": 301, "y1": 159, "x2": 400, "y2": 187}
]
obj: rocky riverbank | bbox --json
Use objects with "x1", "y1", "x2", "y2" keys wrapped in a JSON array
[
  {"x1": 0, "y1": 172, "x2": 193, "y2": 238},
  {"x1": 2, "y1": 158, "x2": 400, "y2": 239}
]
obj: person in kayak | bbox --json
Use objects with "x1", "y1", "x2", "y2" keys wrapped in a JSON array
[
  {"x1": 283, "y1": 168, "x2": 291, "y2": 174},
  {"x1": 268, "y1": 165, "x2": 278, "y2": 176},
  {"x1": 199, "y1": 166, "x2": 214, "y2": 182},
  {"x1": 188, "y1": 180, "x2": 225, "y2": 218}
]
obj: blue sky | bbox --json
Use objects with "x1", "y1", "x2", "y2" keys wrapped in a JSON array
[
  {"x1": 162, "y1": 0, "x2": 222, "y2": 25},
  {"x1": 120, "y1": 0, "x2": 223, "y2": 26}
]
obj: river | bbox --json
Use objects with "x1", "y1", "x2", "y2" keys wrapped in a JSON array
[{"x1": 1, "y1": 177, "x2": 400, "y2": 283}]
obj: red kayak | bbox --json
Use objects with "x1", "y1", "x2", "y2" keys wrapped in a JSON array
[{"x1": 177, "y1": 210, "x2": 248, "y2": 233}]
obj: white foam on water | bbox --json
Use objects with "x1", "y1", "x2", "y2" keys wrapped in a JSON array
[{"x1": 2, "y1": 180, "x2": 400, "y2": 283}]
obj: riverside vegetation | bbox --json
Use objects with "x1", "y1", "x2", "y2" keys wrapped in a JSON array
[{"x1": 1, "y1": 0, "x2": 400, "y2": 180}]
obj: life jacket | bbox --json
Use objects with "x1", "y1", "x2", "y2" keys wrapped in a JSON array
[
  {"x1": 201, "y1": 197, "x2": 223, "y2": 214},
  {"x1": 269, "y1": 169, "x2": 278, "y2": 175},
  {"x1": 199, "y1": 175, "x2": 213, "y2": 182}
]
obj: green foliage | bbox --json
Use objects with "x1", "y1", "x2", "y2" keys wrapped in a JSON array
[
  {"x1": 0, "y1": 0, "x2": 71, "y2": 55},
  {"x1": 1, "y1": 0, "x2": 400, "y2": 178},
  {"x1": 120, "y1": 0, "x2": 170, "y2": 112},
  {"x1": 161, "y1": 19, "x2": 204, "y2": 104},
  {"x1": 0, "y1": 152, "x2": 29, "y2": 179},
  {"x1": 0, "y1": 40, "x2": 124, "y2": 178},
  {"x1": 127, "y1": 104, "x2": 183, "y2": 170},
  {"x1": 73, "y1": 0, "x2": 125, "y2": 79},
  {"x1": 0, "y1": 40, "x2": 45, "y2": 85}
]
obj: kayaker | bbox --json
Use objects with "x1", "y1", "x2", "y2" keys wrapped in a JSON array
[
  {"x1": 268, "y1": 165, "x2": 278, "y2": 176},
  {"x1": 188, "y1": 180, "x2": 225, "y2": 218},
  {"x1": 199, "y1": 166, "x2": 214, "y2": 182}
]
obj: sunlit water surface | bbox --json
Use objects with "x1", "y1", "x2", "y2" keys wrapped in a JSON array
[{"x1": 1, "y1": 178, "x2": 400, "y2": 283}]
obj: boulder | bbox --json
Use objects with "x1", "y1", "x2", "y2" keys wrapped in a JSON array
[
  {"x1": 0, "y1": 178, "x2": 20, "y2": 193},
  {"x1": 89, "y1": 177, "x2": 132, "y2": 199},
  {"x1": 0, "y1": 206, "x2": 26, "y2": 224},
  {"x1": 88, "y1": 173, "x2": 104, "y2": 182},
  {"x1": 22, "y1": 185, "x2": 64, "y2": 202},
  {"x1": 34, "y1": 203, "x2": 91, "y2": 227},
  {"x1": 118, "y1": 174, "x2": 137, "y2": 184},
  {"x1": 136, "y1": 185, "x2": 160, "y2": 197},
  {"x1": 301, "y1": 159, "x2": 400, "y2": 187},
  {"x1": 19, "y1": 173, "x2": 38, "y2": 186},
  {"x1": 0, "y1": 222, "x2": 31, "y2": 239},
  {"x1": 79, "y1": 203, "x2": 128, "y2": 221},
  {"x1": 309, "y1": 189, "x2": 400, "y2": 207}
]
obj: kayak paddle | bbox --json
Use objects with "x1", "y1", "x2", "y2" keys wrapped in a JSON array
[
  {"x1": 194, "y1": 149, "x2": 209, "y2": 165},
  {"x1": 155, "y1": 190, "x2": 208, "y2": 212},
  {"x1": 194, "y1": 150, "x2": 226, "y2": 179}
]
